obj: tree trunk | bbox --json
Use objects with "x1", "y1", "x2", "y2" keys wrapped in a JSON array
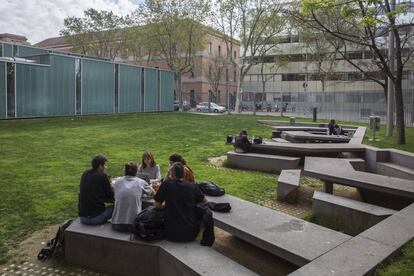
[
  {"x1": 235, "y1": 67, "x2": 244, "y2": 113},
  {"x1": 176, "y1": 72, "x2": 183, "y2": 112},
  {"x1": 394, "y1": 80, "x2": 406, "y2": 144}
]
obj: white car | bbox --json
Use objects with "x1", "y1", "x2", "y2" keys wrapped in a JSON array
[{"x1": 196, "y1": 102, "x2": 226, "y2": 113}]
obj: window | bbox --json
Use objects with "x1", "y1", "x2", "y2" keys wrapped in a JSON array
[
  {"x1": 226, "y1": 68, "x2": 229, "y2": 81},
  {"x1": 6, "y1": 63, "x2": 15, "y2": 118},
  {"x1": 75, "y1": 59, "x2": 82, "y2": 115},
  {"x1": 218, "y1": 45, "x2": 221, "y2": 56},
  {"x1": 346, "y1": 52, "x2": 363, "y2": 60},
  {"x1": 218, "y1": 90, "x2": 221, "y2": 102},
  {"x1": 233, "y1": 70, "x2": 237, "y2": 82},
  {"x1": 12, "y1": 45, "x2": 18, "y2": 57},
  {"x1": 208, "y1": 42, "x2": 212, "y2": 54},
  {"x1": 114, "y1": 64, "x2": 119, "y2": 113},
  {"x1": 208, "y1": 65, "x2": 212, "y2": 76},
  {"x1": 234, "y1": 51, "x2": 237, "y2": 59}
]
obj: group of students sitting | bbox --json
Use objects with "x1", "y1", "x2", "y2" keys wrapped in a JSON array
[{"x1": 78, "y1": 151, "x2": 206, "y2": 242}]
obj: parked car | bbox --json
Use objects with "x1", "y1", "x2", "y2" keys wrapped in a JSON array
[
  {"x1": 196, "y1": 102, "x2": 226, "y2": 113},
  {"x1": 174, "y1": 100, "x2": 191, "y2": 111}
]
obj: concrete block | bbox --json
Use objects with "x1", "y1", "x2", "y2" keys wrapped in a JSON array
[
  {"x1": 227, "y1": 151, "x2": 300, "y2": 173},
  {"x1": 389, "y1": 149, "x2": 414, "y2": 170},
  {"x1": 206, "y1": 195, "x2": 351, "y2": 266},
  {"x1": 288, "y1": 236, "x2": 396, "y2": 276},
  {"x1": 65, "y1": 219, "x2": 160, "y2": 276},
  {"x1": 277, "y1": 170, "x2": 301, "y2": 203},
  {"x1": 159, "y1": 241, "x2": 258, "y2": 276},
  {"x1": 312, "y1": 191, "x2": 396, "y2": 235},
  {"x1": 376, "y1": 162, "x2": 414, "y2": 181}
]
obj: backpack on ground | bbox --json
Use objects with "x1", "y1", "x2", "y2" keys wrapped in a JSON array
[
  {"x1": 37, "y1": 219, "x2": 73, "y2": 261},
  {"x1": 197, "y1": 181, "x2": 225, "y2": 197},
  {"x1": 134, "y1": 207, "x2": 165, "y2": 242}
]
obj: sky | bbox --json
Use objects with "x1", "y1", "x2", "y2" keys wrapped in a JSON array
[{"x1": 0, "y1": 0, "x2": 140, "y2": 45}]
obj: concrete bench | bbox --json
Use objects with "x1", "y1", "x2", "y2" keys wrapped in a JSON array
[
  {"x1": 376, "y1": 162, "x2": 414, "y2": 181},
  {"x1": 227, "y1": 151, "x2": 301, "y2": 173},
  {"x1": 65, "y1": 218, "x2": 257, "y2": 276},
  {"x1": 250, "y1": 141, "x2": 365, "y2": 158},
  {"x1": 277, "y1": 170, "x2": 301, "y2": 204},
  {"x1": 312, "y1": 191, "x2": 396, "y2": 235},
  {"x1": 281, "y1": 131, "x2": 350, "y2": 144},
  {"x1": 304, "y1": 156, "x2": 414, "y2": 209},
  {"x1": 206, "y1": 195, "x2": 351, "y2": 266},
  {"x1": 289, "y1": 203, "x2": 414, "y2": 276}
]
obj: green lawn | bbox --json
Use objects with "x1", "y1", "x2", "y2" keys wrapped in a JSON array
[{"x1": 0, "y1": 112, "x2": 413, "y2": 271}]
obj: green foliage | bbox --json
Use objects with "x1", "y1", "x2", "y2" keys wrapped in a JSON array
[
  {"x1": 376, "y1": 240, "x2": 414, "y2": 276},
  {"x1": 60, "y1": 8, "x2": 130, "y2": 59}
]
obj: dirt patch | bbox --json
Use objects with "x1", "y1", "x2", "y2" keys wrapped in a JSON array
[
  {"x1": 213, "y1": 228, "x2": 297, "y2": 275},
  {"x1": 208, "y1": 155, "x2": 227, "y2": 167}
]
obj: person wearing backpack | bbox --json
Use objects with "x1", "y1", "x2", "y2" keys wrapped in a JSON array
[
  {"x1": 78, "y1": 155, "x2": 114, "y2": 225},
  {"x1": 112, "y1": 161, "x2": 155, "y2": 232},
  {"x1": 154, "y1": 162, "x2": 206, "y2": 242}
]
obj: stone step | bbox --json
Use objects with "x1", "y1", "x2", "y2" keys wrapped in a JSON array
[
  {"x1": 227, "y1": 151, "x2": 301, "y2": 173},
  {"x1": 376, "y1": 162, "x2": 414, "y2": 181}
]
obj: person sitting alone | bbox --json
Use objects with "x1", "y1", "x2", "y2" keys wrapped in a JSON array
[
  {"x1": 234, "y1": 130, "x2": 251, "y2": 153},
  {"x1": 138, "y1": 151, "x2": 161, "y2": 181},
  {"x1": 166, "y1": 154, "x2": 195, "y2": 182},
  {"x1": 328, "y1": 120, "x2": 336, "y2": 135},
  {"x1": 112, "y1": 161, "x2": 154, "y2": 232},
  {"x1": 154, "y1": 162, "x2": 206, "y2": 242},
  {"x1": 79, "y1": 155, "x2": 114, "y2": 225}
]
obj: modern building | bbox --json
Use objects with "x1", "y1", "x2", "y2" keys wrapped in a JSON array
[
  {"x1": 241, "y1": 29, "x2": 414, "y2": 125},
  {"x1": 0, "y1": 43, "x2": 174, "y2": 119},
  {"x1": 37, "y1": 29, "x2": 240, "y2": 108}
]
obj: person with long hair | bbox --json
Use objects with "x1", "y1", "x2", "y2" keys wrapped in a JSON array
[
  {"x1": 167, "y1": 154, "x2": 195, "y2": 182},
  {"x1": 138, "y1": 151, "x2": 161, "y2": 181}
]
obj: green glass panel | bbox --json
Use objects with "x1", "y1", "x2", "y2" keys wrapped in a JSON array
[
  {"x1": 15, "y1": 55, "x2": 75, "y2": 117},
  {"x1": 0, "y1": 62, "x2": 5, "y2": 118},
  {"x1": 18, "y1": 46, "x2": 48, "y2": 57},
  {"x1": 160, "y1": 71, "x2": 174, "y2": 111},
  {"x1": 144, "y1": 68, "x2": 157, "y2": 112},
  {"x1": 119, "y1": 64, "x2": 141, "y2": 113},
  {"x1": 2, "y1": 43, "x2": 12, "y2": 57},
  {"x1": 82, "y1": 59, "x2": 115, "y2": 114}
]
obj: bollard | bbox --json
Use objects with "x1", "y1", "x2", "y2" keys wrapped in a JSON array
[
  {"x1": 290, "y1": 117, "x2": 296, "y2": 125},
  {"x1": 312, "y1": 107, "x2": 317, "y2": 122}
]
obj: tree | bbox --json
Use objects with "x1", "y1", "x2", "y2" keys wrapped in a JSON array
[
  {"x1": 206, "y1": 54, "x2": 226, "y2": 112},
  {"x1": 235, "y1": 0, "x2": 285, "y2": 113},
  {"x1": 212, "y1": 0, "x2": 241, "y2": 114},
  {"x1": 136, "y1": 0, "x2": 210, "y2": 111},
  {"x1": 61, "y1": 9, "x2": 130, "y2": 59},
  {"x1": 298, "y1": 0, "x2": 414, "y2": 144}
]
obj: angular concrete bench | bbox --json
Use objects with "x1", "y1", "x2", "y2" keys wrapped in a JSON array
[
  {"x1": 277, "y1": 170, "x2": 301, "y2": 204},
  {"x1": 289, "y1": 203, "x2": 414, "y2": 276},
  {"x1": 65, "y1": 218, "x2": 257, "y2": 276},
  {"x1": 227, "y1": 151, "x2": 301, "y2": 173},
  {"x1": 304, "y1": 156, "x2": 414, "y2": 209},
  {"x1": 206, "y1": 195, "x2": 351, "y2": 266},
  {"x1": 312, "y1": 191, "x2": 396, "y2": 235},
  {"x1": 376, "y1": 162, "x2": 414, "y2": 181}
]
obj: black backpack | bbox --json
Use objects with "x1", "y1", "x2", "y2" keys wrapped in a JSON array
[
  {"x1": 37, "y1": 219, "x2": 73, "y2": 261},
  {"x1": 134, "y1": 207, "x2": 165, "y2": 241},
  {"x1": 197, "y1": 181, "x2": 225, "y2": 197}
]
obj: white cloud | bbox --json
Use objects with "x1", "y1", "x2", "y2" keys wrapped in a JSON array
[{"x1": 0, "y1": 0, "x2": 139, "y2": 44}]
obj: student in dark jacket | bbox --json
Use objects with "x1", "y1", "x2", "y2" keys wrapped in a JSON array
[
  {"x1": 154, "y1": 162, "x2": 206, "y2": 242},
  {"x1": 79, "y1": 155, "x2": 114, "y2": 225},
  {"x1": 234, "y1": 130, "x2": 251, "y2": 153},
  {"x1": 328, "y1": 120, "x2": 336, "y2": 135}
]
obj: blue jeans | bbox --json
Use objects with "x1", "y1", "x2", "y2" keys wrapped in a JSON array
[{"x1": 80, "y1": 206, "x2": 113, "y2": 225}]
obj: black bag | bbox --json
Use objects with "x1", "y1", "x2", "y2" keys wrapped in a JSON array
[
  {"x1": 253, "y1": 136, "x2": 263, "y2": 144},
  {"x1": 196, "y1": 203, "x2": 215, "y2": 247},
  {"x1": 226, "y1": 135, "x2": 233, "y2": 144},
  {"x1": 37, "y1": 219, "x2": 73, "y2": 261},
  {"x1": 197, "y1": 181, "x2": 225, "y2": 197},
  {"x1": 134, "y1": 207, "x2": 165, "y2": 241},
  {"x1": 207, "y1": 202, "x2": 232, "y2": 213}
]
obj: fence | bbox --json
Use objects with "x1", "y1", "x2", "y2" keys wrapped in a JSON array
[
  {"x1": 0, "y1": 43, "x2": 175, "y2": 119},
  {"x1": 241, "y1": 90, "x2": 414, "y2": 127}
]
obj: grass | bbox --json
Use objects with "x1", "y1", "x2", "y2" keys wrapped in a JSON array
[{"x1": 0, "y1": 112, "x2": 413, "y2": 269}]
